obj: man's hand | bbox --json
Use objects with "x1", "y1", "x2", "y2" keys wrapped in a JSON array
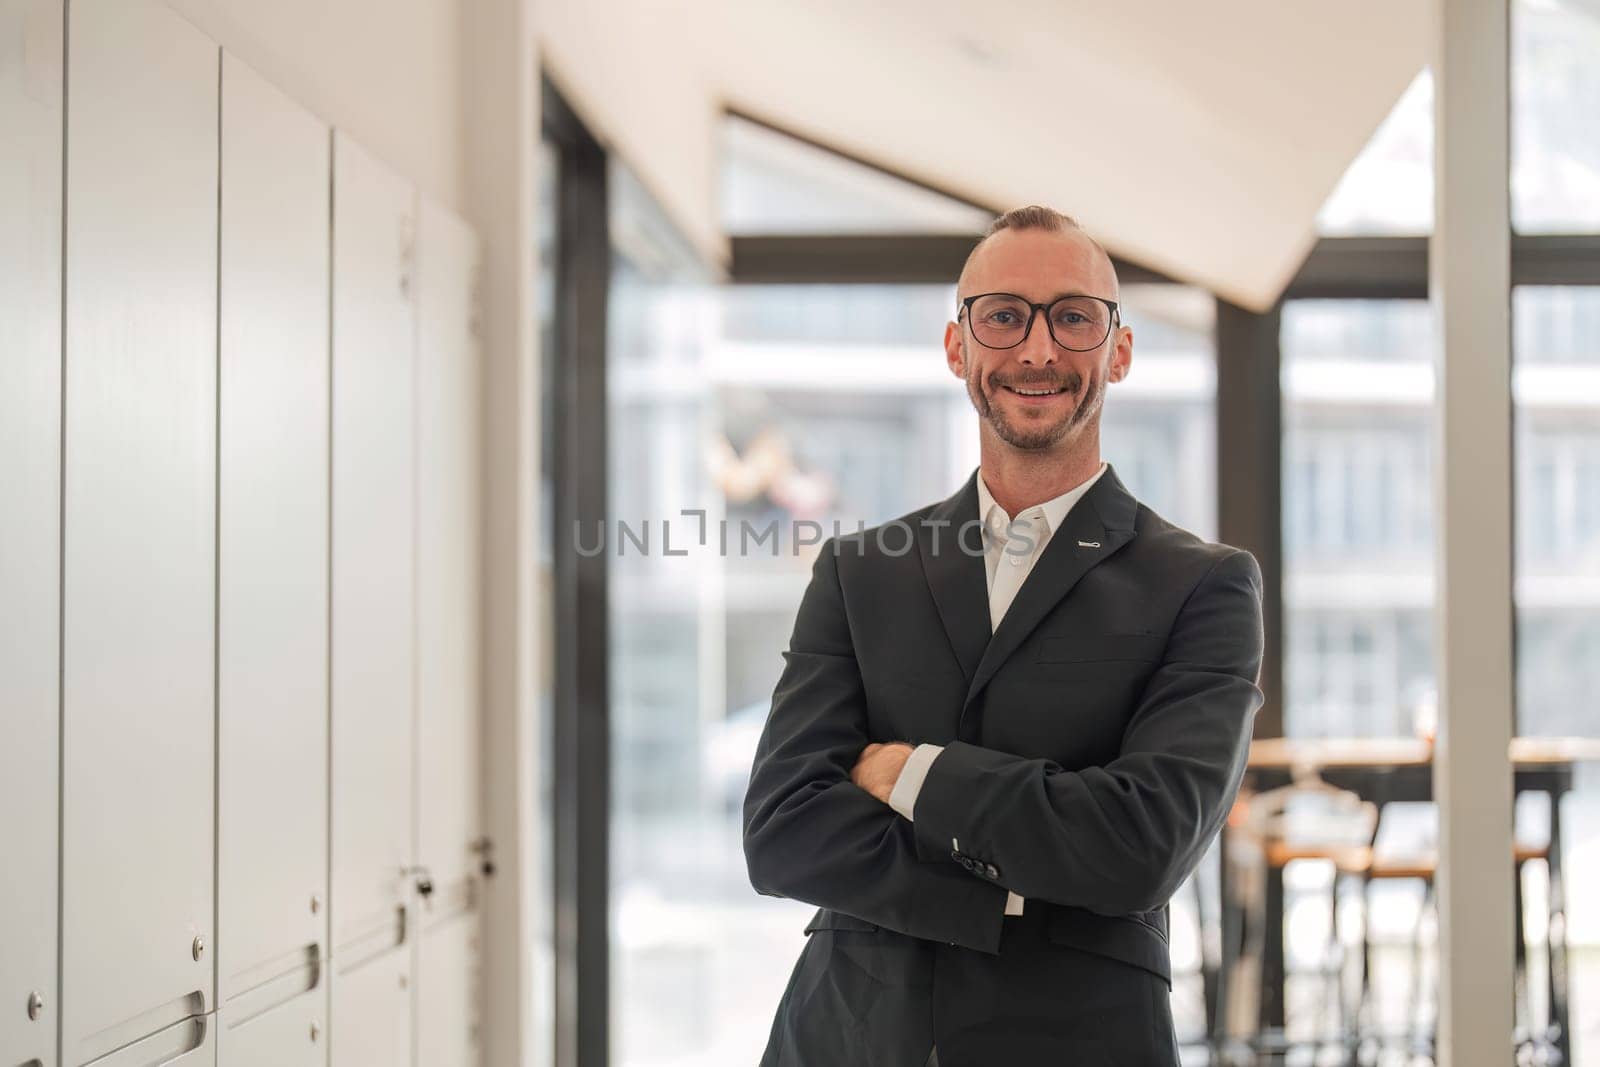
[{"x1": 850, "y1": 741, "x2": 914, "y2": 804}]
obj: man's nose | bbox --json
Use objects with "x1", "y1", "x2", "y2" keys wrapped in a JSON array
[{"x1": 1018, "y1": 308, "x2": 1060, "y2": 364}]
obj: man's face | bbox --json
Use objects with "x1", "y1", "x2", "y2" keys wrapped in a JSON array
[{"x1": 944, "y1": 228, "x2": 1132, "y2": 453}]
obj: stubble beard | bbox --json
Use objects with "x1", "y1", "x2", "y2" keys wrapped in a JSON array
[{"x1": 966, "y1": 360, "x2": 1106, "y2": 452}]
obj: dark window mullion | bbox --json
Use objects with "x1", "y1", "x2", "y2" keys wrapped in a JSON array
[{"x1": 545, "y1": 75, "x2": 612, "y2": 1067}]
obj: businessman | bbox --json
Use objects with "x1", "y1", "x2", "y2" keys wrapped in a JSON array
[{"x1": 742, "y1": 206, "x2": 1266, "y2": 1066}]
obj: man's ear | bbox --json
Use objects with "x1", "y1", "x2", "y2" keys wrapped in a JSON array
[
  {"x1": 943, "y1": 320, "x2": 967, "y2": 376},
  {"x1": 1109, "y1": 325, "x2": 1133, "y2": 381}
]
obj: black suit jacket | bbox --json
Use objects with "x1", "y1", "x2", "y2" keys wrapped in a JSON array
[{"x1": 742, "y1": 463, "x2": 1265, "y2": 1066}]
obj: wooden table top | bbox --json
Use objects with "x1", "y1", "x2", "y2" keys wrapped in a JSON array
[
  {"x1": 1509, "y1": 735, "x2": 1600, "y2": 765},
  {"x1": 1248, "y1": 735, "x2": 1600, "y2": 770}
]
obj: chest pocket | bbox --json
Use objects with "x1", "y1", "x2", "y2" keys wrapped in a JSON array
[
  {"x1": 1001, "y1": 631, "x2": 1167, "y2": 763},
  {"x1": 1035, "y1": 631, "x2": 1165, "y2": 664}
]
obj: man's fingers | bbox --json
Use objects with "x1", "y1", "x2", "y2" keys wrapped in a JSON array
[{"x1": 850, "y1": 744, "x2": 880, "y2": 790}]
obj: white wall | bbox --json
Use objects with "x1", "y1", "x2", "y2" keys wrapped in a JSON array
[{"x1": 460, "y1": 2, "x2": 545, "y2": 1065}]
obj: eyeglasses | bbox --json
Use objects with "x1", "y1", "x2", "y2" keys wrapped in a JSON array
[{"x1": 958, "y1": 292, "x2": 1120, "y2": 352}]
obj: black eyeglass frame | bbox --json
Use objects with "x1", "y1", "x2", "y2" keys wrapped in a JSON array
[{"x1": 957, "y1": 291, "x2": 1122, "y2": 352}]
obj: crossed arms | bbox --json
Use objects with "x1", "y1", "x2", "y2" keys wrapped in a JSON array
[{"x1": 741, "y1": 536, "x2": 1265, "y2": 954}]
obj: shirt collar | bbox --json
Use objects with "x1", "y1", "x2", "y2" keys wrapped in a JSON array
[{"x1": 976, "y1": 461, "x2": 1108, "y2": 544}]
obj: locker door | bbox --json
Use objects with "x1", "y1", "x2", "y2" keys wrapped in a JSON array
[
  {"x1": 413, "y1": 199, "x2": 485, "y2": 1066},
  {"x1": 216, "y1": 51, "x2": 331, "y2": 1018},
  {"x1": 416, "y1": 914, "x2": 482, "y2": 1067},
  {"x1": 216, "y1": 986, "x2": 325, "y2": 1067},
  {"x1": 0, "y1": 1, "x2": 61, "y2": 1064},
  {"x1": 330, "y1": 951, "x2": 411, "y2": 1067},
  {"x1": 330, "y1": 129, "x2": 417, "y2": 985},
  {"x1": 61, "y1": 0, "x2": 218, "y2": 1062},
  {"x1": 415, "y1": 200, "x2": 484, "y2": 907}
]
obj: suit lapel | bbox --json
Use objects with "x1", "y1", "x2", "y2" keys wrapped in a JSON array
[
  {"x1": 915, "y1": 468, "x2": 991, "y2": 688},
  {"x1": 961, "y1": 464, "x2": 1140, "y2": 719}
]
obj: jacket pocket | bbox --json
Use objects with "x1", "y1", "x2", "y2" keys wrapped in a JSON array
[
  {"x1": 1128, "y1": 908, "x2": 1170, "y2": 944},
  {"x1": 1043, "y1": 904, "x2": 1173, "y2": 988}
]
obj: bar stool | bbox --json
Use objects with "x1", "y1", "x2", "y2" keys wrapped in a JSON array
[
  {"x1": 1509, "y1": 792, "x2": 1557, "y2": 1060},
  {"x1": 1262, "y1": 835, "x2": 1374, "y2": 1054},
  {"x1": 1225, "y1": 773, "x2": 1378, "y2": 1063},
  {"x1": 1356, "y1": 801, "x2": 1437, "y2": 1062},
  {"x1": 1352, "y1": 793, "x2": 1556, "y2": 1064}
]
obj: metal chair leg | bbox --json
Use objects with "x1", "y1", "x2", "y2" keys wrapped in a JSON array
[
  {"x1": 1411, "y1": 880, "x2": 1435, "y2": 1062},
  {"x1": 1330, "y1": 870, "x2": 1359, "y2": 1067},
  {"x1": 1356, "y1": 873, "x2": 1376, "y2": 1065},
  {"x1": 1513, "y1": 858, "x2": 1531, "y2": 1058}
]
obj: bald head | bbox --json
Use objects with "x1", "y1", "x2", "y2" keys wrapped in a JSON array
[{"x1": 957, "y1": 206, "x2": 1120, "y2": 305}]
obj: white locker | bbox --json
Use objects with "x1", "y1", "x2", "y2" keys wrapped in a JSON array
[
  {"x1": 330, "y1": 951, "x2": 412, "y2": 1067},
  {"x1": 216, "y1": 51, "x2": 332, "y2": 1013},
  {"x1": 216, "y1": 985, "x2": 325, "y2": 1067},
  {"x1": 416, "y1": 914, "x2": 482, "y2": 1067},
  {"x1": 415, "y1": 199, "x2": 485, "y2": 909},
  {"x1": 413, "y1": 199, "x2": 485, "y2": 1067},
  {"x1": 61, "y1": 0, "x2": 218, "y2": 1062},
  {"x1": 330, "y1": 130, "x2": 417, "y2": 966},
  {"x1": 0, "y1": 1, "x2": 61, "y2": 1064}
]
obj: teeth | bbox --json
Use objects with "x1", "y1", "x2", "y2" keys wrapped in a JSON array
[{"x1": 1012, "y1": 387, "x2": 1058, "y2": 396}]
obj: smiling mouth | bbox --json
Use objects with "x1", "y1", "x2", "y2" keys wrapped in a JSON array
[{"x1": 1001, "y1": 383, "x2": 1070, "y2": 397}]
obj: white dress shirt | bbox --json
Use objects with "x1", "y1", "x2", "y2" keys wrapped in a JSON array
[{"x1": 887, "y1": 461, "x2": 1109, "y2": 916}]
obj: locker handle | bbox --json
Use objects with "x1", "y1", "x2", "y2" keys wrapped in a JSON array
[
  {"x1": 402, "y1": 864, "x2": 435, "y2": 901},
  {"x1": 471, "y1": 835, "x2": 497, "y2": 878}
]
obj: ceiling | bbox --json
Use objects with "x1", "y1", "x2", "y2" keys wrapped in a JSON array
[{"x1": 539, "y1": 0, "x2": 1428, "y2": 310}]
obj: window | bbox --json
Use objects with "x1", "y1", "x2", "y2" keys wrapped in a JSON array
[
  {"x1": 1512, "y1": 0, "x2": 1600, "y2": 234},
  {"x1": 610, "y1": 271, "x2": 968, "y2": 1065},
  {"x1": 1282, "y1": 300, "x2": 1437, "y2": 738},
  {"x1": 533, "y1": 130, "x2": 559, "y2": 1051},
  {"x1": 1513, "y1": 287, "x2": 1600, "y2": 738},
  {"x1": 1101, "y1": 285, "x2": 1216, "y2": 538},
  {"x1": 720, "y1": 114, "x2": 992, "y2": 235},
  {"x1": 1316, "y1": 70, "x2": 1433, "y2": 237}
]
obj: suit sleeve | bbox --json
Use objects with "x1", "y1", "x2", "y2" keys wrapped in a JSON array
[
  {"x1": 907, "y1": 548, "x2": 1266, "y2": 916},
  {"x1": 742, "y1": 536, "x2": 1011, "y2": 952}
]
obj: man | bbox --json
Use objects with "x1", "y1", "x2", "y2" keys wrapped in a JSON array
[{"x1": 742, "y1": 206, "x2": 1265, "y2": 1066}]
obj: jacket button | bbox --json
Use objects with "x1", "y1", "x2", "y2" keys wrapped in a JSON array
[{"x1": 985, "y1": 863, "x2": 999, "y2": 879}]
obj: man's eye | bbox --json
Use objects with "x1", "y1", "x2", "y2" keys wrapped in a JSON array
[
  {"x1": 1057, "y1": 312, "x2": 1088, "y2": 326},
  {"x1": 988, "y1": 310, "x2": 1022, "y2": 325}
]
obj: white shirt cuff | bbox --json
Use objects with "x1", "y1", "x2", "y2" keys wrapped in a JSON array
[{"x1": 886, "y1": 743, "x2": 944, "y2": 821}]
